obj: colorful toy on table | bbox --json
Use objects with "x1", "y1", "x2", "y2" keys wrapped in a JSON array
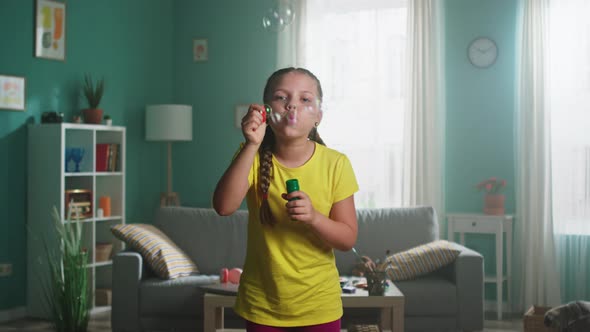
[
  {"x1": 220, "y1": 267, "x2": 242, "y2": 284},
  {"x1": 220, "y1": 268, "x2": 229, "y2": 283}
]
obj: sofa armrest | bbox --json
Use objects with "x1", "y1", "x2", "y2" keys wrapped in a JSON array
[
  {"x1": 450, "y1": 243, "x2": 484, "y2": 331},
  {"x1": 112, "y1": 251, "x2": 143, "y2": 332}
]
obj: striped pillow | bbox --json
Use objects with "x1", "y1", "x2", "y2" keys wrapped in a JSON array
[
  {"x1": 111, "y1": 224, "x2": 199, "y2": 279},
  {"x1": 380, "y1": 240, "x2": 460, "y2": 281}
]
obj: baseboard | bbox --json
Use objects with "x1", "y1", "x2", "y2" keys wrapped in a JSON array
[
  {"x1": 485, "y1": 300, "x2": 514, "y2": 314},
  {"x1": 0, "y1": 306, "x2": 26, "y2": 322}
]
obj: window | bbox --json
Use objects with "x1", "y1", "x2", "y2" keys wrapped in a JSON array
[
  {"x1": 550, "y1": 0, "x2": 590, "y2": 234},
  {"x1": 300, "y1": 0, "x2": 408, "y2": 208}
]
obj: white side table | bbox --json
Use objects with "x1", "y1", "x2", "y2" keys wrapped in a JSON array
[{"x1": 446, "y1": 213, "x2": 513, "y2": 320}]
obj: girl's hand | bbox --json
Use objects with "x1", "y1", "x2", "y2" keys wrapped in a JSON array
[
  {"x1": 241, "y1": 104, "x2": 267, "y2": 146},
  {"x1": 282, "y1": 191, "x2": 318, "y2": 225}
]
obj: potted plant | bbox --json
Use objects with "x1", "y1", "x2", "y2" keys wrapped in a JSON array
[
  {"x1": 43, "y1": 206, "x2": 90, "y2": 332},
  {"x1": 104, "y1": 114, "x2": 112, "y2": 126},
  {"x1": 82, "y1": 73, "x2": 104, "y2": 124},
  {"x1": 476, "y1": 177, "x2": 507, "y2": 215}
]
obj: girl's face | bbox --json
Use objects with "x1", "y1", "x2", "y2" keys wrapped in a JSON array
[{"x1": 267, "y1": 72, "x2": 322, "y2": 138}]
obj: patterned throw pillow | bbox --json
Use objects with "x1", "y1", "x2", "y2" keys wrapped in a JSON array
[
  {"x1": 111, "y1": 224, "x2": 199, "y2": 279},
  {"x1": 380, "y1": 240, "x2": 460, "y2": 281}
]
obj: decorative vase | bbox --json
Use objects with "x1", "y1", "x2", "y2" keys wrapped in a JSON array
[
  {"x1": 366, "y1": 271, "x2": 387, "y2": 296},
  {"x1": 83, "y1": 108, "x2": 103, "y2": 124},
  {"x1": 484, "y1": 194, "x2": 505, "y2": 215}
]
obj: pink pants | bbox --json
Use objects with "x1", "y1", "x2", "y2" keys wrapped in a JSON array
[{"x1": 246, "y1": 319, "x2": 341, "y2": 332}]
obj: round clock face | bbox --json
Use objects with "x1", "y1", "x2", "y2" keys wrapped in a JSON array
[{"x1": 468, "y1": 37, "x2": 498, "y2": 68}]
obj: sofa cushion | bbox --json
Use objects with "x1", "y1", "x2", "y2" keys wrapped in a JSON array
[
  {"x1": 336, "y1": 206, "x2": 439, "y2": 275},
  {"x1": 139, "y1": 275, "x2": 219, "y2": 316},
  {"x1": 111, "y1": 224, "x2": 199, "y2": 279},
  {"x1": 381, "y1": 240, "x2": 460, "y2": 281},
  {"x1": 154, "y1": 207, "x2": 249, "y2": 274},
  {"x1": 342, "y1": 275, "x2": 458, "y2": 325},
  {"x1": 396, "y1": 275, "x2": 458, "y2": 316}
]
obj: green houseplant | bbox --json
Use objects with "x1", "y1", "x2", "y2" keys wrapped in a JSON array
[
  {"x1": 44, "y1": 206, "x2": 90, "y2": 332},
  {"x1": 82, "y1": 73, "x2": 104, "y2": 124}
]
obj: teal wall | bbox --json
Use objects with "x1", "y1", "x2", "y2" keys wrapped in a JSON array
[
  {"x1": 172, "y1": 0, "x2": 277, "y2": 207},
  {"x1": 1, "y1": 0, "x2": 582, "y2": 313},
  {"x1": 0, "y1": 0, "x2": 174, "y2": 310},
  {"x1": 444, "y1": 0, "x2": 518, "y2": 301},
  {"x1": 445, "y1": 0, "x2": 517, "y2": 216}
]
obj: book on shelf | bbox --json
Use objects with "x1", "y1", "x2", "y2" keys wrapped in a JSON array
[
  {"x1": 96, "y1": 144, "x2": 109, "y2": 172},
  {"x1": 96, "y1": 143, "x2": 120, "y2": 172}
]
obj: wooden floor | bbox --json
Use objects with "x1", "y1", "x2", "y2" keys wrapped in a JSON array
[
  {"x1": 0, "y1": 311, "x2": 523, "y2": 332},
  {"x1": 0, "y1": 311, "x2": 111, "y2": 332}
]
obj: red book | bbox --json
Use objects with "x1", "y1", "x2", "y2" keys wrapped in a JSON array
[{"x1": 96, "y1": 144, "x2": 110, "y2": 172}]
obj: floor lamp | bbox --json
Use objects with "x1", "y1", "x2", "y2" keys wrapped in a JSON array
[{"x1": 146, "y1": 104, "x2": 193, "y2": 207}]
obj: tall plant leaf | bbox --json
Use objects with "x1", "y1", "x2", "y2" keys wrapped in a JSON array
[{"x1": 43, "y1": 206, "x2": 90, "y2": 332}]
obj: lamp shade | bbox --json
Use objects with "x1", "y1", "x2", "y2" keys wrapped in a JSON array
[{"x1": 145, "y1": 104, "x2": 193, "y2": 141}]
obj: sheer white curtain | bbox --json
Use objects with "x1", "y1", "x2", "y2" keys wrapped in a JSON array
[
  {"x1": 277, "y1": 0, "x2": 443, "y2": 211},
  {"x1": 548, "y1": 0, "x2": 590, "y2": 302},
  {"x1": 514, "y1": 0, "x2": 561, "y2": 311},
  {"x1": 402, "y1": 0, "x2": 445, "y2": 218},
  {"x1": 277, "y1": 0, "x2": 306, "y2": 69},
  {"x1": 280, "y1": 0, "x2": 408, "y2": 208}
]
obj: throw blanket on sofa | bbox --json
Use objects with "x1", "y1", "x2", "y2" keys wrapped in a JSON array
[{"x1": 545, "y1": 301, "x2": 590, "y2": 332}]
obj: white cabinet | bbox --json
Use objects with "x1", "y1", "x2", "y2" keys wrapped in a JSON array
[
  {"x1": 27, "y1": 123, "x2": 126, "y2": 317},
  {"x1": 447, "y1": 213, "x2": 513, "y2": 320}
]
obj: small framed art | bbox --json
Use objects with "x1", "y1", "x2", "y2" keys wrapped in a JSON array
[
  {"x1": 193, "y1": 39, "x2": 208, "y2": 62},
  {"x1": 35, "y1": 0, "x2": 66, "y2": 61},
  {"x1": 0, "y1": 75, "x2": 26, "y2": 111}
]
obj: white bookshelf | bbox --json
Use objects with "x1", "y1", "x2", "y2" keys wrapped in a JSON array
[{"x1": 27, "y1": 123, "x2": 126, "y2": 318}]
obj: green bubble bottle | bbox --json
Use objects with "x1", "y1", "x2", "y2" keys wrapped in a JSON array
[{"x1": 286, "y1": 179, "x2": 300, "y2": 201}]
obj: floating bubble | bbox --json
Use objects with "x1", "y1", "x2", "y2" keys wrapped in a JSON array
[
  {"x1": 269, "y1": 111, "x2": 283, "y2": 125},
  {"x1": 262, "y1": 1, "x2": 295, "y2": 32},
  {"x1": 279, "y1": 2, "x2": 295, "y2": 26},
  {"x1": 262, "y1": 8, "x2": 286, "y2": 32},
  {"x1": 266, "y1": 105, "x2": 321, "y2": 128}
]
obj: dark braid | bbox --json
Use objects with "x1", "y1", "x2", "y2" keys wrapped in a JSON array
[
  {"x1": 259, "y1": 126, "x2": 275, "y2": 225},
  {"x1": 258, "y1": 67, "x2": 325, "y2": 226}
]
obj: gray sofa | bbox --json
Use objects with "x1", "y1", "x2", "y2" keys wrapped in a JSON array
[{"x1": 112, "y1": 206, "x2": 483, "y2": 332}]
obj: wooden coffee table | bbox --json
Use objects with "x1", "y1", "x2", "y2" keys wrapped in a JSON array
[{"x1": 202, "y1": 280, "x2": 404, "y2": 332}]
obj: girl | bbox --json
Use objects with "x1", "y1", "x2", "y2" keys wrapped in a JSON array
[{"x1": 213, "y1": 67, "x2": 359, "y2": 331}]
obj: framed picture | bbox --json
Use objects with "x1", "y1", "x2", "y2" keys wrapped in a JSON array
[
  {"x1": 234, "y1": 104, "x2": 250, "y2": 129},
  {"x1": 193, "y1": 38, "x2": 208, "y2": 62},
  {"x1": 0, "y1": 75, "x2": 26, "y2": 111},
  {"x1": 65, "y1": 189, "x2": 93, "y2": 219},
  {"x1": 35, "y1": 0, "x2": 66, "y2": 61}
]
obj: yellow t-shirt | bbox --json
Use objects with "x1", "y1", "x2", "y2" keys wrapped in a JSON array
[{"x1": 233, "y1": 142, "x2": 359, "y2": 326}]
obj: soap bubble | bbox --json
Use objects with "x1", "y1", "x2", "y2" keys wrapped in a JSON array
[
  {"x1": 262, "y1": 8, "x2": 285, "y2": 32},
  {"x1": 279, "y1": 2, "x2": 295, "y2": 26},
  {"x1": 269, "y1": 110, "x2": 283, "y2": 125},
  {"x1": 266, "y1": 106, "x2": 321, "y2": 128},
  {"x1": 262, "y1": 1, "x2": 295, "y2": 32}
]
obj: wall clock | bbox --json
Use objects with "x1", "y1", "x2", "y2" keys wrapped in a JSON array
[{"x1": 468, "y1": 37, "x2": 498, "y2": 68}]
